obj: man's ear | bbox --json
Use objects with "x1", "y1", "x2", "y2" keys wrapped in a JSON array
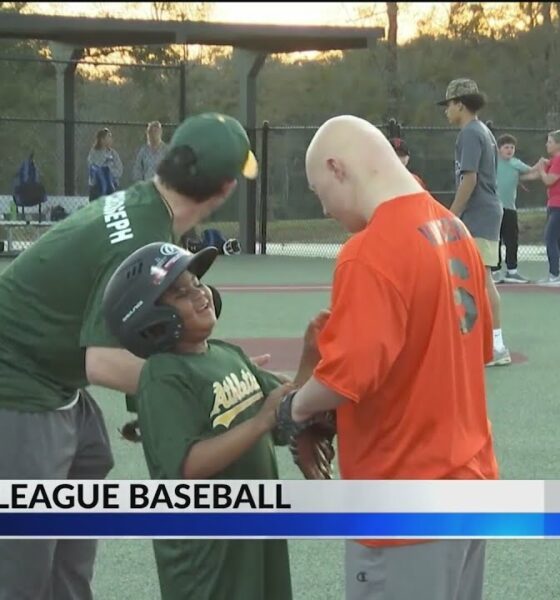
[{"x1": 326, "y1": 158, "x2": 345, "y2": 182}]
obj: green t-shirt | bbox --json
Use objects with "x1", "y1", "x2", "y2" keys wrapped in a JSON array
[
  {"x1": 497, "y1": 156, "x2": 531, "y2": 210},
  {"x1": 0, "y1": 182, "x2": 173, "y2": 411},
  {"x1": 135, "y1": 340, "x2": 292, "y2": 600}
]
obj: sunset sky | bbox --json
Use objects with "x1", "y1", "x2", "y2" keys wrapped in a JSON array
[{"x1": 28, "y1": 2, "x2": 446, "y2": 44}]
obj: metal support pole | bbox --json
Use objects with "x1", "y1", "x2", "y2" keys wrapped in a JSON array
[
  {"x1": 259, "y1": 120, "x2": 270, "y2": 255},
  {"x1": 179, "y1": 62, "x2": 187, "y2": 122},
  {"x1": 233, "y1": 49, "x2": 267, "y2": 255},
  {"x1": 50, "y1": 43, "x2": 83, "y2": 195}
]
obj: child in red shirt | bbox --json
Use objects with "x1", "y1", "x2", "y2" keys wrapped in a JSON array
[{"x1": 537, "y1": 130, "x2": 560, "y2": 285}]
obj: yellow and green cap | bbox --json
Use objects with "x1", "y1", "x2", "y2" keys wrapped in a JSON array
[{"x1": 170, "y1": 112, "x2": 258, "y2": 182}]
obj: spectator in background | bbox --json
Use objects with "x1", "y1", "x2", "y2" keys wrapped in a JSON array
[
  {"x1": 439, "y1": 78, "x2": 510, "y2": 367},
  {"x1": 492, "y1": 134, "x2": 540, "y2": 284},
  {"x1": 389, "y1": 137, "x2": 428, "y2": 189},
  {"x1": 133, "y1": 121, "x2": 169, "y2": 182},
  {"x1": 536, "y1": 130, "x2": 560, "y2": 286},
  {"x1": 87, "y1": 128, "x2": 123, "y2": 202}
]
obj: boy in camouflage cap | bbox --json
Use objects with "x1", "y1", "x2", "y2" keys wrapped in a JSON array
[{"x1": 439, "y1": 78, "x2": 511, "y2": 367}]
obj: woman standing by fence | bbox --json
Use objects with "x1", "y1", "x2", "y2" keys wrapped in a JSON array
[{"x1": 87, "y1": 128, "x2": 124, "y2": 201}]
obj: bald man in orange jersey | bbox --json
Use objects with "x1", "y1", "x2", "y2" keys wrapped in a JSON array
[{"x1": 274, "y1": 116, "x2": 499, "y2": 600}]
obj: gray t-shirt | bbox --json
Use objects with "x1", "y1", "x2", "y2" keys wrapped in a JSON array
[{"x1": 454, "y1": 119, "x2": 503, "y2": 240}]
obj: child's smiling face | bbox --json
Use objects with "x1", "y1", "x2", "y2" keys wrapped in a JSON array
[{"x1": 160, "y1": 270, "x2": 217, "y2": 345}]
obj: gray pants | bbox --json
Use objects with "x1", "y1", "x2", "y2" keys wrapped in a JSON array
[
  {"x1": 0, "y1": 390, "x2": 114, "y2": 600},
  {"x1": 345, "y1": 540, "x2": 486, "y2": 600}
]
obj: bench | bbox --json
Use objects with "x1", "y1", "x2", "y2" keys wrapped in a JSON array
[
  {"x1": 0, "y1": 195, "x2": 89, "y2": 253},
  {"x1": 0, "y1": 195, "x2": 89, "y2": 219},
  {"x1": 0, "y1": 221, "x2": 51, "y2": 252}
]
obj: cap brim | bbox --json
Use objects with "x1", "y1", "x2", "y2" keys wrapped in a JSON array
[
  {"x1": 436, "y1": 98, "x2": 450, "y2": 106},
  {"x1": 187, "y1": 246, "x2": 219, "y2": 279},
  {"x1": 241, "y1": 150, "x2": 258, "y2": 179}
]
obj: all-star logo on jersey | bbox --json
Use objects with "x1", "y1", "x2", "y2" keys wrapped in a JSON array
[
  {"x1": 103, "y1": 192, "x2": 134, "y2": 245},
  {"x1": 210, "y1": 369, "x2": 263, "y2": 429}
]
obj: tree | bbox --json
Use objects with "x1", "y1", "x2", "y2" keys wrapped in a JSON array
[
  {"x1": 385, "y1": 3, "x2": 400, "y2": 119},
  {"x1": 0, "y1": 2, "x2": 27, "y2": 11},
  {"x1": 418, "y1": 2, "x2": 560, "y2": 40}
]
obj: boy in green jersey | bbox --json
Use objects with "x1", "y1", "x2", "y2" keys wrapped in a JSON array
[{"x1": 102, "y1": 241, "x2": 331, "y2": 600}]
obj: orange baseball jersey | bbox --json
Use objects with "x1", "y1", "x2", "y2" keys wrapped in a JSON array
[{"x1": 314, "y1": 191, "x2": 498, "y2": 547}]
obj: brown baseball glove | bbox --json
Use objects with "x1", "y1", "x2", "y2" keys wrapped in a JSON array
[{"x1": 289, "y1": 411, "x2": 337, "y2": 480}]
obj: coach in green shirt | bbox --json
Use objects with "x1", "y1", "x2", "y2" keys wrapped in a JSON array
[{"x1": 0, "y1": 113, "x2": 258, "y2": 600}]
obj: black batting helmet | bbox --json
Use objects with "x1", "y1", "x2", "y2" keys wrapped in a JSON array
[{"x1": 102, "y1": 242, "x2": 220, "y2": 359}]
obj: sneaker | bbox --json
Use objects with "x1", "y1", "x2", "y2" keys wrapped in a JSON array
[
  {"x1": 536, "y1": 274, "x2": 560, "y2": 286},
  {"x1": 492, "y1": 271, "x2": 505, "y2": 284},
  {"x1": 486, "y1": 347, "x2": 512, "y2": 367},
  {"x1": 503, "y1": 272, "x2": 530, "y2": 284}
]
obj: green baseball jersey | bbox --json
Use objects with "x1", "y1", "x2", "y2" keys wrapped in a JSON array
[
  {"x1": 0, "y1": 182, "x2": 173, "y2": 411},
  {"x1": 135, "y1": 340, "x2": 292, "y2": 600}
]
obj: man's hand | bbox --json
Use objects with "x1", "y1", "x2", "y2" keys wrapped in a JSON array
[
  {"x1": 251, "y1": 354, "x2": 271, "y2": 368},
  {"x1": 256, "y1": 383, "x2": 296, "y2": 433},
  {"x1": 538, "y1": 157, "x2": 550, "y2": 174},
  {"x1": 273, "y1": 372, "x2": 292, "y2": 384},
  {"x1": 449, "y1": 172, "x2": 477, "y2": 217}
]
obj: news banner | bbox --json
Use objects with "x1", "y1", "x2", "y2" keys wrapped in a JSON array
[{"x1": 0, "y1": 480, "x2": 559, "y2": 539}]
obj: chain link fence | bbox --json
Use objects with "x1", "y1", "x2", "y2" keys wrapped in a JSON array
[
  {"x1": 0, "y1": 53, "x2": 188, "y2": 254},
  {"x1": 0, "y1": 47, "x2": 553, "y2": 263},
  {"x1": 257, "y1": 122, "x2": 550, "y2": 264},
  {"x1": 0, "y1": 117, "x2": 178, "y2": 254}
]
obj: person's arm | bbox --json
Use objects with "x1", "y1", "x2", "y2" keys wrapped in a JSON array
[
  {"x1": 540, "y1": 171, "x2": 560, "y2": 186},
  {"x1": 520, "y1": 170, "x2": 541, "y2": 182},
  {"x1": 136, "y1": 370, "x2": 293, "y2": 480},
  {"x1": 291, "y1": 377, "x2": 347, "y2": 422},
  {"x1": 449, "y1": 172, "x2": 477, "y2": 216},
  {"x1": 182, "y1": 383, "x2": 293, "y2": 478},
  {"x1": 449, "y1": 127, "x2": 482, "y2": 216},
  {"x1": 80, "y1": 248, "x2": 152, "y2": 394},
  {"x1": 293, "y1": 309, "x2": 331, "y2": 387},
  {"x1": 239, "y1": 310, "x2": 330, "y2": 390},
  {"x1": 539, "y1": 160, "x2": 560, "y2": 187},
  {"x1": 85, "y1": 346, "x2": 145, "y2": 395},
  {"x1": 85, "y1": 343, "x2": 272, "y2": 398},
  {"x1": 519, "y1": 159, "x2": 541, "y2": 182}
]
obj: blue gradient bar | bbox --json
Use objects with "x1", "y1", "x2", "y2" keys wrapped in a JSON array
[{"x1": 0, "y1": 513, "x2": 555, "y2": 538}]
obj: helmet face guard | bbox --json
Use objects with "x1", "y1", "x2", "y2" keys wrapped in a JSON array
[{"x1": 102, "y1": 243, "x2": 220, "y2": 359}]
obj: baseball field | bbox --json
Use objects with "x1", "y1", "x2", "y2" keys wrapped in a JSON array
[{"x1": 2, "y1": 254, "x2": 558, "y2": 599}]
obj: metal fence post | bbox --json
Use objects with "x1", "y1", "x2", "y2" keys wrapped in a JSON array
[
  {"x1": 259, "y1": 120, "x2": 269, "y2": 255},
  {"x1": 179, "y1": 62, "x2": 187, "y2": 121}
]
